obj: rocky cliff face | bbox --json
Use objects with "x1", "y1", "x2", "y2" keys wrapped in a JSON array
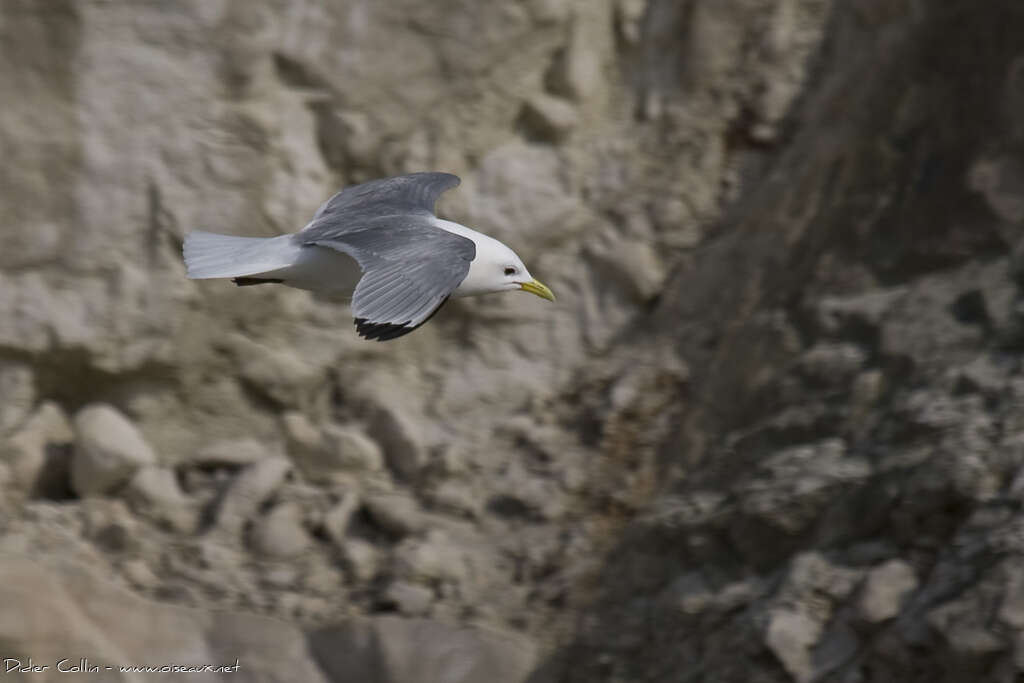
[{"x1": 2, "y1": 1, "x2": 1023, "y2": 682}]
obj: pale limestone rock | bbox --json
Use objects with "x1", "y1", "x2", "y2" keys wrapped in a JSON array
[
  {"x1": 211, "y1": 456, "x2": 292, "y2": 537},
  {"x1": 466, "y1": 141, "x2": 583, "y2": 247},
  {"x1": 364, "y1": 492, "x2": 426, "y2": 538},
  {"x1": 322, "y1": 423, "x2": 385, "y2": 473},
  {"x1": 323, "y1": 489, "x2": 361, "y2": 545},
  {"x1": 858, "y1": 559, "x2": 919, "y2": 623},
  {"x1": 121, "y1": 557, "x2": 161, "y2": 589},
  {"x1": 385, "y1": 580, "x2": 435, "y2": 616},
  {"x1": 522, "y1": 93, "x2": 579, "y2": 142},
  {"x1": 428, "y1": 480, "x2": 483, "y2": 518},
  {"x1": 282, "y1": 411, "x2": 322, "y2": 460},
  {"x1": 251, "y1": 502, "x2": 313, "y2": 559},
  {"x1": 340, "y1": 538, "x2": 381, "y2": 583},
  {"x1": 615, "y1": 0, "x2": 648, "y2": 46},
  {"x1": 192, "y1": 438, "x2": 275, "y2": 467},
  {"x1": 309, "y1": 617, "x2": 538, "y2": 683},
  {"x1": 0, "y1": 556, "x2": 330, "y2": 683},
  {"x1": 765, "y1": 609, "x2": 821, "y2": 683},
  {"x1": 547, "y1": 22, "x2": 604, "y2": 103},
  {"x1": 123, "y1": 466, "x2": 197, "y2": 533},
  {"x1": 3, "y1": 401, "x2": 74, "y2": 499},
  {"x1": 368, "y1": 407, "x2": 427, "y2": 482},
  {"x1": 585, "y1": 237, "x2": 667, "y2": 302},
  {"x1": 764, "y1": 553, "x2": 865, "y2": 682},
  {"x1": 527, "y1": 0, "x2": 571, "y2": 24},
  {"x1": 0, "y1": 360, "x2": 34, "y2": 434},
  {"x1": 227, "y1": 333, "x2": 324, "y2": 408},
  {"x1": 71, "y1": 404, "x2": 157, "y2": 497}
]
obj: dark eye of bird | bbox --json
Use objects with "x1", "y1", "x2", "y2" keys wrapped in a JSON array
[{"x1": 504, "y1": 267, "x2": 516, "y2": 276}]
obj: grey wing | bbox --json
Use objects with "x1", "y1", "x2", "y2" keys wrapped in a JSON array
[
  {"x1": 301, "y1": 215, "x2": 475, "y2": 341},
  {"x1": 307, "y1": 172, "x2": 460, "y2": 225}
]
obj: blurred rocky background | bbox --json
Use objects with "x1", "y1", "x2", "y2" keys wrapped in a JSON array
[{"x1": 2, "y1": 0, "x2": 1024, "y2": 681}]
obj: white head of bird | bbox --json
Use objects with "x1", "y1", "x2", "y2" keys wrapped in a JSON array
[{"x1": 435, "y1": 219, "x2": 555, "y2": 301}]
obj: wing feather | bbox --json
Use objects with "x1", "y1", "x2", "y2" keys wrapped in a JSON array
[
  {"x1": 301, "y1": 215, "x2": 475, "y2": 340},
  {"x1": 306, "y1": 172, "x2": 460, "y2": 226}
]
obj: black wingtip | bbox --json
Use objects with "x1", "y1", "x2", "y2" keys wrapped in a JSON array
[
  {"x1": 354, "y1": 318, "x2": 417, "y2": 341},
  {"x1": 232, "y1": 277, "x2": 284, "y2": 287},
  {"x1": 352, "y1": 295, "x2": 451, "y2": 342}
]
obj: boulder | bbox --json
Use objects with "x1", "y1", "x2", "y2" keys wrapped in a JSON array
[{"x1": 70, "y1": 404, "x2": 157, "y2": 497}]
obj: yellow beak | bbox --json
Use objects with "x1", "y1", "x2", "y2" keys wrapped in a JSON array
[{"x1": 519, "y1": 278, "x2": 556, "y2": 302}]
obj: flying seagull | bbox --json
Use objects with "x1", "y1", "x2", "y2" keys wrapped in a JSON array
[{"x1": 182, "y1": 172, "x2": 555, "y2": 341}]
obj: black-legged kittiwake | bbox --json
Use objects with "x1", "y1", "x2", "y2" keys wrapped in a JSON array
[{"x1": 182, "y1": 172, "x2": 555, "y2": 341}]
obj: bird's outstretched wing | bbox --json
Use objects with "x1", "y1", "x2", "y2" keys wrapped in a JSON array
[
  {"x1": 306, "y1": 172, "x2": 461, "y2": 224},
  {"x1": 297, "y1": 173, "x2": 474, "y2": 341}
]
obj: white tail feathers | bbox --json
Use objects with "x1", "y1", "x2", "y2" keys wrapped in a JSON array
[{"x1": 183, "y1": 231, "x2": 300, "y2": 280}]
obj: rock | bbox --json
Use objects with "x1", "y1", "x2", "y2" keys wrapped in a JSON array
[
  {"x1": 340, "y1": 538, "x2": 381, "y2": 583},
  {"x1": 546, "y1": 22, "x2": 603, "y2": 102},
  {"x1": 192, "y1": 438, "x2": 275, "y2": 467},
  {"x1": 765, "y1": 609, "x2": 822, "y2": 683},
  {"x1": 816, "y1": 288, "x2": 907, "y2": 335},
  {"x1": 210, "y1": 455, "x2": 292, "y2": 537},
  {"x1": 392, "y1": 530, "x2": 499, "y2": 595},
  {"x1": 308, "y1": 616, "x2": 538, "y2": 683},
  {"x1": 302, "y1": 555, "x2": 344, "y2": 596},
  {"x1": 121, "y1": 557, "x2": 161, "y2": 589},
  {"x1": 282, "y1": 411, "x2": 323, "y2": 458},
  {"x1": 123, "y1": 465, "x2": 197, "y2": 533},
  {"x1": 285, "y1": 417, "x2": 384, "y2": 482},
  {"x1": 322, "y1": 489, "x2": 361, "y2": 544},
  {"x1": 264, "y1": 564, "x2": 302, "y2": 590},
  {"x1": 662, "y1": 572, "x2": 714, "y2": 615},
  {"x1": 733, "y1": 440, "x2": 871, "y2": 562},
  {"x1": 764, "y1": 552, "x2": 864, "y2": 682},
  {"x1": 368, "y1": 407, "x2": 427, "y2": 482},
  {"x1": 586, "y1": 237, "x2": 668, "y2": 302},
  {"x1": 811, "y1": 621, "x2": 860, "y2": 681},
  {"x1": 521, "y1": 93, "x2": 579, "y2": 142},
  {"x1": 2, "y1": 401, "x2": 74, "y2": 499},
  {"x1": 955, "y1": 354, "x2": 1009, "y2": 395},
  {"x1": 488, "y1": 462, "x2": 567, "y2": 522},
  {"x1": 900, "y1": 390, "x2": 973, "y2": 431},
  {"x1": 783, "y1": 552, "x2": 863, "y2": 604},
  {"x1": 322, "y1": 424, "x2": 385, "y2": 472},
  {"x1": 364, "y1": 492, "x2": 426, "y2": 538},
  {"x1": 0, "y1": 556, "x2": 329, "y2": 683},
  {"x1": 999, "y1": 568, "x2": 1024, "y2": 629},
  {"x1": 799, "y1": 343, "x2": 867, "y2": 385},
  {"x1": 928, "y1": 595, "x2": 1006, "y2": 659},
  {"x1": 80, "y1": 499, "x2": 139, "y2": 555},
  {"x1": 968, "y1": 155, "x2": 1024, "y2": 224},
  {"x1": 527, "y1": 0, "x2": 571, "y2": 24},
  {"x1": 428, "y1": 480, "x2": 483, "y2": 518},
  {"x1": 466, "y1": 141, "x2": 582, "y2": 246},
  {"x1": 850, "y1": 369, "x2": 886, "y2": 409},
  {"x1": 0, "y1": 359, "x2": 34, "y2": 434},
  {"x1": 615, "y1": 0, "x2": 648, "y2": 45},
  {"x1": 227, "y1": 333, "x2": 324, "y2": 408},
  {"x1": 385, "y1": 580, "x2": 435, "y2": 616},
  {"x1": 251, "y1": 502, "x2": 313, "y2": 559},
  {"x1": 70, "y1": 403, "x2": 158, "y2": 497},
  {"x1": 858, "y1": 559, "x2": 919, "y2": 623}
]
